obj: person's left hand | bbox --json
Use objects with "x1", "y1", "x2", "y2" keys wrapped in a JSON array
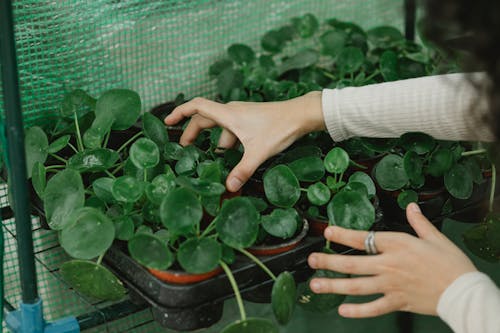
[{"x1": 307, "y1": 203, "x2": 477, "y2": 318}]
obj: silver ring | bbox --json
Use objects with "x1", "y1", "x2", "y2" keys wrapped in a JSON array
[{"x1": 364, "y1": 231, "x2": 378, "y2": 255}]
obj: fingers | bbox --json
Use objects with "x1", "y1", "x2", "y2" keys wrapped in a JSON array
[
  {"x1": 308, "y1": 253, "x2": 382, "y2": 275},
  {"x1": 225, "y1": 150, "x2": 266, "y2": 192},
  {"x1": 178, "y1": 115, "x2": 216, "y2": 146},
  {"x1": 164, "y1": 97, "x2": 229, "y2": 127},
  {"x1": 324, "y1": 226, "x2": 401, "y2": 253},
  {"x1": 217, "y1": 128, "x2": 238, "y2": 150},
  {"x1": 406, "y1": 203, "x2": 440, "y2": 240},
  {"x1": 310, "y1": 276, "x2": 383, "y2": 296},
  {"x1": 338, "y1": 296, "x2": 401, "y2": 318}
]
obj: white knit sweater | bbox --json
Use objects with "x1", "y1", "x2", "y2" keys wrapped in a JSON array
[{"x1": 321, "y1": 73, "x2": 500, "y2": 333}]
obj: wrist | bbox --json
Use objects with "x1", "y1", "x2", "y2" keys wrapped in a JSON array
[{"x1": 294, "y1": 91, "x2": 326, "y2": 136}]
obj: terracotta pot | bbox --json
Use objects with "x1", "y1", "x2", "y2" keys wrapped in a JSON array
[
  {"x1": 148, "y1": 266, "x2": 223, "y2": 284},
  {"x1": 247, "y1": 219, "x2": 309, "y2": 256}
]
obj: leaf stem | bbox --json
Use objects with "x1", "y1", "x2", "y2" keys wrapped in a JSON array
[
  {"x1": 105, "y1": 170, "x2": 116, "y2": 179},
  {"x1": 489, "y1": 164, "x2": 496, "y2": 212},
  {"x1": 461, "y1": 149, "x2": 487, "y2": 157},
  {"x1": 74, "y1": 112, "x2": 84, "y2": 152},
  {"x1": 103, "y1": 131, "x2": 111, "y2": 148},
  {"x1": 363, "y1": 70, "x2": 380, "y2": 83},
  {"x1": 68, "y1": 142, "x2": 79, "y2": 154},
  {"x1": 220, "y1": 261, "x2": 246, "y2": 321},
  {"x1": 45, "y1": 165, "x2": 65, "y2": 170},
  {"x1": 143, "y1": 169, "x2": 148, "y2": 182},
  {"x1": 322, "y1": 71, "x2": 336, "y2": 81},
  {"x1": 49, "y1": 153, "x2": 67, "y2": 164},
  {"x1": 117, "y1": 132, "x2": 143, "y2": 154},
  {"x1": 111, "y1": 162, "x2": 125, "y2": 175},
  {"x1": 238, "y1": 248, "x2": 277, "y2": 281},
  {"x1": 96, "y1": 253, "x2": 105, "y2": 266},
  {"x1": 200, "y1": 219, "x2": 217, "y2": 238}
]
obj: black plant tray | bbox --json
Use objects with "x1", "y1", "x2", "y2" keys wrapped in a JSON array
[{"x1": 104, "y1": 235, "x2": 356, "y2": 331}]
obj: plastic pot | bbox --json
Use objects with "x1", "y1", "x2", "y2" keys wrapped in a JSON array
[{"x1": 247, "y1": 219, "x2": 309, "y2": 256}]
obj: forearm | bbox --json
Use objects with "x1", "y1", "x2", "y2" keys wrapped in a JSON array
[
  {"x1": 321, "y1": 73, "x2": 495, "y2": 142},
  {"x1": 437, "y1": 271, "x2": 500, "y2": 333}
]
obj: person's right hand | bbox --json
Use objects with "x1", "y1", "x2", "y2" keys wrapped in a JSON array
[{"x1": 164, "y1": 91, "x2": 325, "y2": 192}]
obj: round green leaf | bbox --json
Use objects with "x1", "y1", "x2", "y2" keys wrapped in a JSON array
[
  {"x1": 336, "y1": 47, "x2": 364, "y2": 73},
  {"x1": 399, "y1": 132, "x2": 435, "y2": 155},
  {"x1": 292, "y1": 13, "x2": 319, "y2": 38},
  {"x1": 261, "y1": 208, "x2": 300, "y2": 239},
  {"x1": 31, "y1": 161, "x2": 46, "y2": 198},
  {"x1": 202, "y1": 194, "x2": 221, "y2": 217},
  {"x1": 209, "y1": 58, "x2": 233, "y2": 76},
  {"x1": 114, "y1": 216, "x2": 135, "y2": 241},
  {"x1": 111, "y1": 176, "x2": 145, "y2": 203},
  {"x1": 320, "y1": 30, "x2": 347, "y2": 57},
  {"x1": 403, "y1": 151, "x2": 423, "y2": 183},
  {"x1": 47, "y1": 135, "x2": 70, "y2": 154},
  {"x1": 164, "y1": 142, "x2": 184, "y2": 161},
  {"x1": 271, "y1": 271, "x2": 296, "y2": 325},
  {"x1": 175, "y1": 156, "x2": 197, "y2": 176},
  {"x1": 367, "y1": 26, "x2": 404, "y2": 49},
  {"x1": 426, "y1": 149, "x2": 454, "y2": 177},
  {"x1": 307, "y1": 182, "x2": 331, "y2": 206},
  {"x1": 60, "y1": 260, "x2": 126, "y2": 301},
  {"x1": 397, "y1": 190, "x2": 418, "y2": 209},
  {"x1": 128, "y1": 233, "x2": 174, "y2": 270},
  {"x1": 227, "y1": 44, "x2": 255, "y2": 64},
  {"x1": 288, "y1": 156, "x2": 325, "y2": 182},
  {"x1": 445, "y1": 164, "x2": 473, "y2": 199},
  {"x1": 130, "y1": 138, "x2": 160, "y2": 170},
  {"x1": 145, "y1": 173, "x2": 176, "y2": 205},
  {"x1": 177, "y1": 238, "x2": 222, "y2": 274},
  {"x1": 247, "y1": 197, "x2": 269, "y2": 213},
  {"x1": 60, "y1": 89, "x2": 96, "y2": 118},
  {"x1": 60, "y1": 207, "x2": 115, "y2": 259},
  {"x1": 25, "y1": 126, "x2": 48, "y2": 178},
  {"x1": 348, "y1": 172, "x2": 376, "y2": 198},
  {"x1": 160, "y1": 187, "x2": 202, "y2": 235},
  {"x1": 278, "y1": 49, "x2": 319, "y2": 75},
  {"x1": 463, "y1": 158, "x2": 484, "y2": 184},
  {"x1": 198, "y1": 161, "x2": 222, "y2": 182},
  {"x1": 175, "y1": 176, "x2": 226, "y2": 196},
  {"x1": 217, "y1": 67, "x2": 244, "y2": 100},
  {"x1": 143, "y1": 112, "x2": 169, "y2": 148},
  {"x1": 68, "y1": 148, "x2": 119, "y2": 173},
  {"x1": 324, "y1": 147, "x2": 349, "y2": 174},
  {"x1": 380, "y1": 50, "x2": 398, "y2": 81},
  {"x1": 374, "y1": 154, "x2": 408, "y2": 191},
  {"x1": 328, "y1": 190, "x2": 375, "y2": 230},
  {"x1": 263, "y1": 165, "x2": 300, "y2": 208},
  {"x1": 397, "y1": 58, "x2": 426, "y2": 79},
  {"x1": 95, "y1": 89, "x2": 141, "y2": 130},
  {"x1": 44, "y1": 169, "x2": 85, "y2": 230},
  {"x1": 344, "y1": 181, "x2": 368, "y2": 197},
  {"x1": 221, "y1": 318, "x2": 278, "y2": 333},
  {"x1": 298, "y1": 269, "x2": 347, "y2": 313},
  {"x1": 215, "y1": 197, "x2": 259, "y2": 248},
  {"x1": 261, "y1": 30, "x2": 286, "y2": 53},
  {"x1": 92, "y1": 177, "x2": 115, "y2": 203}
]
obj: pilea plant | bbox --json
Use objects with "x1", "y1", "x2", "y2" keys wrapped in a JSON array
[{"x1": 373, "y1": 132, "x2": 488, "y2": 210}]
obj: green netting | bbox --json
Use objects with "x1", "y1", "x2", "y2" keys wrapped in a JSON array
[{"x1": 1, "y1": 0, "x2": 406, "y2": 331}]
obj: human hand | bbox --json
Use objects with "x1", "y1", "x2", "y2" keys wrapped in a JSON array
[
  {"x1": 164, "y1": 92, "x2": 325, "y2": 192},
  {"x1": 307, "y1": 203, "x2": 477, "y2": 318}
]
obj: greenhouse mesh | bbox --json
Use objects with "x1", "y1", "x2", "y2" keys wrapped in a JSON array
[{"x1": 1, "y1": 0, "x2": 404, "y2": 331}]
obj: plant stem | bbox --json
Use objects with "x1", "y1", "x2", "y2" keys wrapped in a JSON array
[
  {"x1": 143, "y1": 169, "x2": 148, "y2": 182},
  {"x1": 200, "y1": 219, "x2": 217, "y2": 238},
  {"x1": 74, "y1": 112, "x2": 84, "y2": 152},
  {"x1": 49, "y1": 153, "x2": 67, "y2": 164},
  {"x1": 220, "y1": 261, "x2": 246, "y2": 321},
  {"x1": 111, "y1": 163, "x2": 125, "y2": 175},
  {"x1": 489, "y1": 164, "x2": 496, "y2": 212},
  {"x1": 322, "y1": 71, "x2": 336, "y2": 81},
  {"x1": 363, "y1": 70, "x2": 380, "y2": 82},
  {"x1": 96, "y1": 253, "x2": 105, "y2": 266},
  {"x1": 238, "y1": 248, "x2": 277, "y2": 281},
  {"x1": 117, "y1": 132, "x2": 143, "y2": 154},
  {"x1": 103, "y1": 131, "x2": 111, "y2": 148},
  {"x1": 67, "y1": 142, "x2": 79, "y2": 154},
  {"x1": 105, "y1": 170, "x2": 116, "y2": 179},
  {"x1": 349, "y1": 159, "x2": 368, "y2": 170},
  {"x1": 45, "y1": 165, "x2": 65, "y2": 170},
  {"x1": 461, "y1": 149, "x2": 487, "y2": 157}
]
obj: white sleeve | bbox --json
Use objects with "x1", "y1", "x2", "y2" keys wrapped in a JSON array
[
  {"x1": 321, "y1": 73, "x2": 495, "y2": 142},
  {"x1": 437, "y1": 271, "x2": 500, "y2": 333}
]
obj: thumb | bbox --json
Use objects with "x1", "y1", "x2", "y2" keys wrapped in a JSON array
[
  {"x1": 406, "y1": 203, "x2": 441, "y2": 240},
  {"x1": 226, "y1": 150, "x2": 265, "y2": 192}
]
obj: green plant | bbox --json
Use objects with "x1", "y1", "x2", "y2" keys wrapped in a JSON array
[{"x1": 373, "y1": 132, "x2": 487, "y2": 209}]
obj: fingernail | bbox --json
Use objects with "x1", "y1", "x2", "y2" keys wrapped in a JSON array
[
  {"x1": 308, "y1": 255, "x2": 317, "y2": 267},
  {"x1": 228, "y1": 177, "x2": 243, "y2": 192},
  {"x1": 324, "y1": 227, "x2": 334, "y2": 238},
  {"x1": 310, "y1": 280, "x2": 321, "y2": 292},
  {"x1": 409, "y1": 202, "x2": 421, "y2": 213}
]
